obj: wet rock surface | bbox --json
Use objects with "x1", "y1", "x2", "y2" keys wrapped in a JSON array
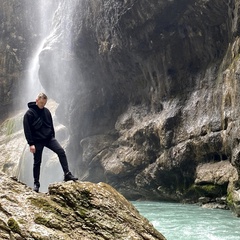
[{"x1": 0, "y1": 172, "x2": 165, "y2": 239}]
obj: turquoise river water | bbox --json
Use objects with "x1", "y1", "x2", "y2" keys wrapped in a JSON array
[{"x1": 132, "y1": 201, "x2": 240, "y2": 240}]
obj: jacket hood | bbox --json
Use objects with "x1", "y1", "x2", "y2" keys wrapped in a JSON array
[{"x1": 27, "y1": 101, "x2": 39, "y2": 110}]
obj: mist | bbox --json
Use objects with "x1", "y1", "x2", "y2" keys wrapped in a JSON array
[{"x1": 17, "y1": 1, "x2": 79, "y2": 192}]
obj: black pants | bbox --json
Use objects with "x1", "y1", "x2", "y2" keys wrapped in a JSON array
[{"x1": 33, "y1": 137, "x2": 69, "y2": 183}]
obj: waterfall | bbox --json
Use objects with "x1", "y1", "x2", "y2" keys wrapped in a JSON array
[
  {"x1": 25, "y1": 40, "x2": 45, "y2": 101},
  {"x1": 17, "y1": 1, "x2": 66, "y2": 192},
  {"x1": 20, "y1": 1, "x2": 61, "y2": 105}
]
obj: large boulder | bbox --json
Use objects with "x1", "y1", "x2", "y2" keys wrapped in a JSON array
[{"x1": 0, "y1": 172, "x2": 165, "y2": 239}]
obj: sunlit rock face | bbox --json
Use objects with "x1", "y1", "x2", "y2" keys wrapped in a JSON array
[
  {"x1": 0, "y1": 172, "x2": 165, "y2": 239},
  {"x1": 38, "y1": 0, "x2": 240, "y2": 208}
]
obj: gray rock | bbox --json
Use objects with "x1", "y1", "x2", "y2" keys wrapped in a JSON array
[
  {"x1": 195, "y1": 161, "x2": 238, "y2": 185},
  {"x1": 0, "y1": 172, "x2": 166, "y2": 240}
]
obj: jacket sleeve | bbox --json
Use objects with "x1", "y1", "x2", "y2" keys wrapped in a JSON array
[{"x1": 23, "y1": 111, "x2": 34, "y2": 146}]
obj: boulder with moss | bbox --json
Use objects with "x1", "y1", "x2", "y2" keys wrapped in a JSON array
[{"x1": 0, "y1": 172, "x2": 165, "y2": 239}]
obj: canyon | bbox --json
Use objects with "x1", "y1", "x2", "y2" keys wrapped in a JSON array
[{"x1": 1, "y1": 0, "x2": 240, "y2": 218}]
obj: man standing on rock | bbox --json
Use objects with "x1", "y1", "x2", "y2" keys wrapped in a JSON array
[{"x1": 23, "y1": 92, "x2": 78, "y2": 192}]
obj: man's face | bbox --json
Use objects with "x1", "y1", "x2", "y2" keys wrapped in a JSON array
[{"x1": 36, "y1": 98, "x2": 47, "y2": 109}]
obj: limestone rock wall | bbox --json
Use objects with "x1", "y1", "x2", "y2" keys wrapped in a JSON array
[
  {"x1": 2, "y1": 0, "x2": 240, "y2": 215},
  {"x1": 37, "y1": 0, "x2": 240, "y2": 210}
]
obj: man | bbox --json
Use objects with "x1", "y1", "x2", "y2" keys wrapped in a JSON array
[{"x1": 23, "y1": 92, "x2": 78, "y2": 192}]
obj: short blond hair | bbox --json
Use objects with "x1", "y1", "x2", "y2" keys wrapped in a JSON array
[{"x1": 37, "y1": 92, "x2": 48, "y2": 100}]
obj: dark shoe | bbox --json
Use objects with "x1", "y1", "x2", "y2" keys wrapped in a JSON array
[
  {"x1": 64, "y1": 172, "x2": 78, "y2": 181},
  {"x1": 33, "y1": 182, "x2": 40, "y2": 192}
]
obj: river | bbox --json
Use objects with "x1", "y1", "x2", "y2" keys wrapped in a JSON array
[{"x1": 132, "y1": 201, "x2": 240, "y2": 240}]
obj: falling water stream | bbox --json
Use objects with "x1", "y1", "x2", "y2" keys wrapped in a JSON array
[
  {"x1": 17, "y1": 0, "x2": 80, "y2": 192},
  {"x1": 25, "y1": 40, "x2": 45, "y2": 101},
  {"x1": 21, "y1": 0, "x2": 58, "y2": 105},
  {"x1": 17, "y1": 1, "x2": 63, "y2": 192}
]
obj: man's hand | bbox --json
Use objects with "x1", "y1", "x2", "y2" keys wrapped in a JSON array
[{"x1": 30, "y1": 145, "x2": 36, "y2": 154}]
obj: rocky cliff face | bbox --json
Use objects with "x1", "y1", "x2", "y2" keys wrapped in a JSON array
[
  {"x1": 0, "y1": 172, "x2": 165, "y2": 239},
  {"x1": 1, "y1": 0, "x2": 240, "y2": 216},
  {"x1": 37, "y1": 0, "x2": 240, "y2": 212}
]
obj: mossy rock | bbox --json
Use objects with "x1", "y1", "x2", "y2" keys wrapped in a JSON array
[
  {"x1": 29, "y1": 196, "x2": 69, "y2": 217},
  {"x1": 184, "y1": 183, "x2": 227, "y2": 200},
  {"x1": 34, "y1": 214, "x2": 63, "y2": 230},
  {"x1": 227, "y1": 191, "x2": 233, "y2": 206},
  {"x1": 7, "y1": 218, "x2": 21, "y2": 234}
]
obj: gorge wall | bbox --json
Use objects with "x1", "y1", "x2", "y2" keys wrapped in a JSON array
[{"x1": 1, "y1": 0, "x2": 240, "y2": 215}]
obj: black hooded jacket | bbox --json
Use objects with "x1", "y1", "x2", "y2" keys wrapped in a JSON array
[{"x1": 23, "y1": 101, "x2": 55, "y2": 146}]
